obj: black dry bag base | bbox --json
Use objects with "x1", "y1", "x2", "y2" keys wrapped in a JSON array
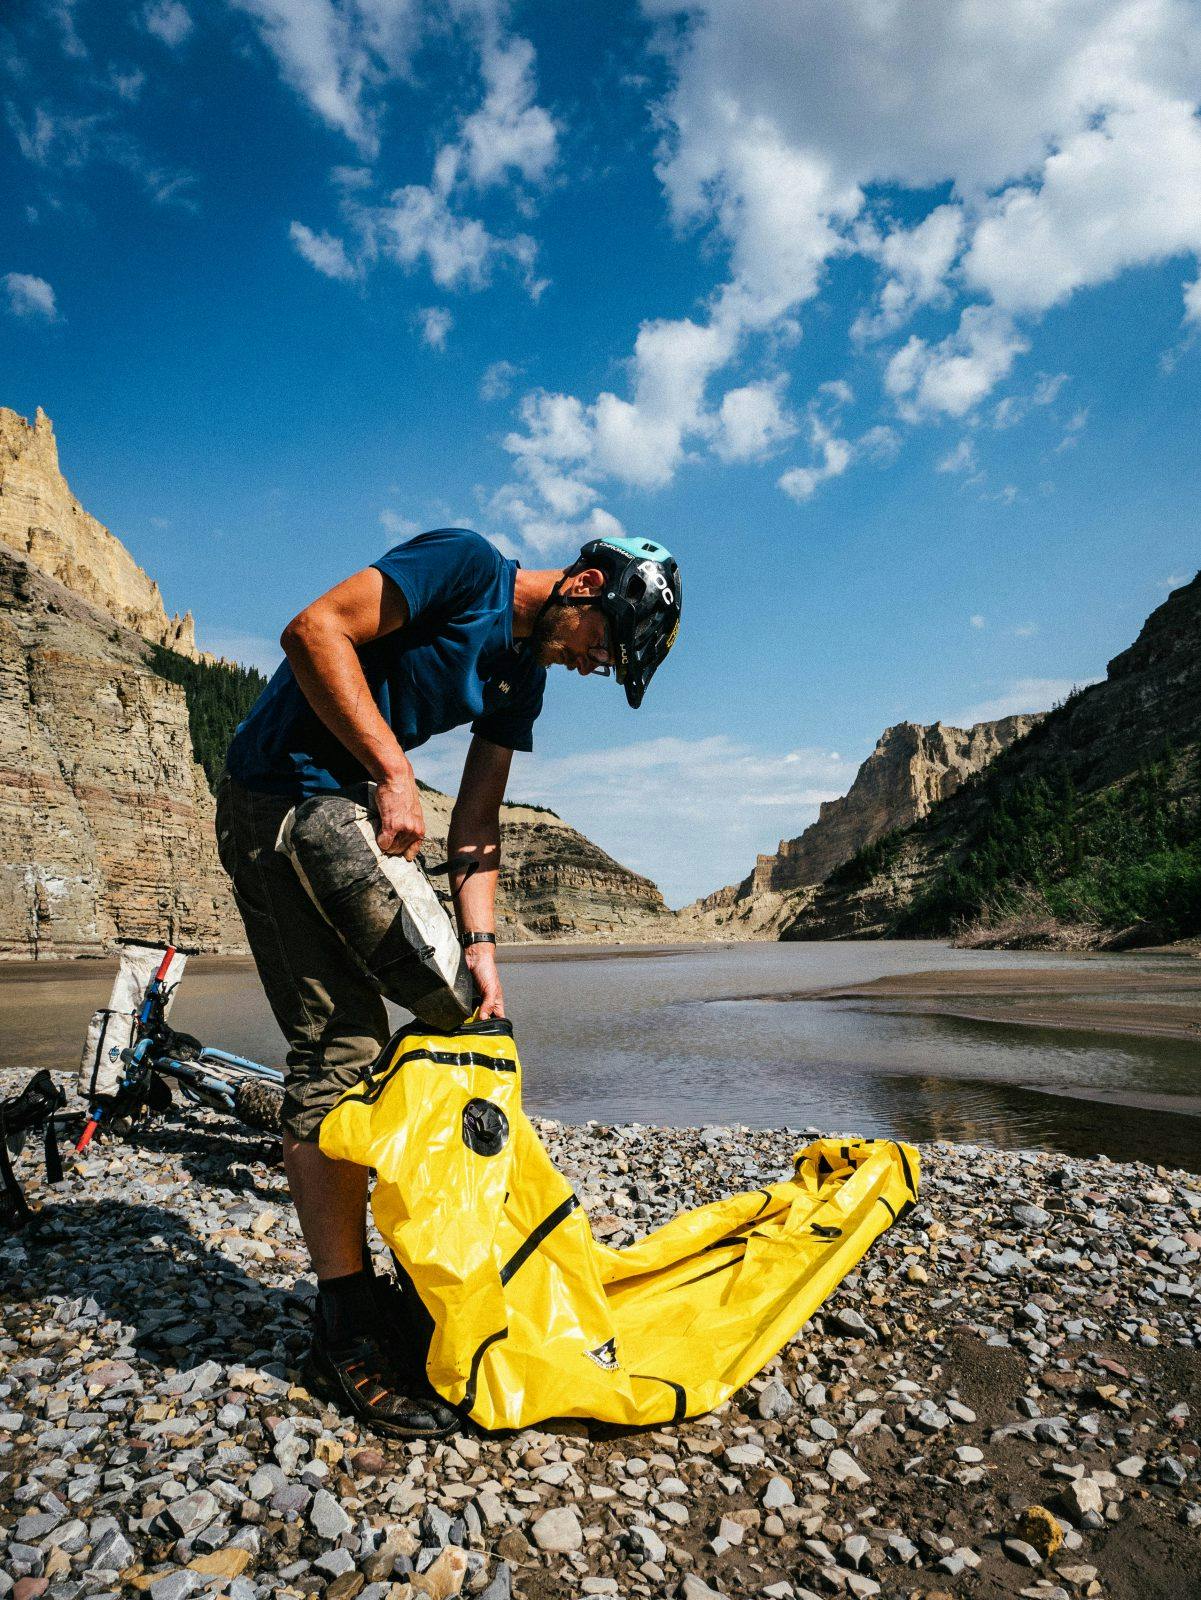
[{"x1": 276, "y1": 791, "x2": 475, "y2": 1031}]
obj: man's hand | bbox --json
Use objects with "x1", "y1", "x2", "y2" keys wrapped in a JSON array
[
  {"x1": 466, "y1": 944, "x2": 505, "y2": 1019},
  {"x1": 374, "y1": 767, "x2": 426, "y2": 859}
]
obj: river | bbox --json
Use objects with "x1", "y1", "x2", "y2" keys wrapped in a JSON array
[{"x1": 3, "y1": 940, "x2": 1198, "y2": 1171}]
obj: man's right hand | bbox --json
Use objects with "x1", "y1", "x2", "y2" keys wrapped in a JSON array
[{"x1": 374, "y1": 767, "x2": 426, "y2": 859}]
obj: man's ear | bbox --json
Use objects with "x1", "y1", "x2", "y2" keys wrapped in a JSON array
[{"x1": 563, "y1": 565, "x2": 606, "y2": 598}]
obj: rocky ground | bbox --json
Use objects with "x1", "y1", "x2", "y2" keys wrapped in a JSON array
[{"x1": 1, "y1": 1068, "x2": 1198, "y2": 1600}]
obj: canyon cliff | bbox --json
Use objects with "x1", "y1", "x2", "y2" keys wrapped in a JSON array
[
  {"x1": 681, "y1": 715, "x2": 1040, "y2": 937},
  {"x1": 0, "y1": 407, "x2": 202, "y2": 658},
  {"x1": 0, "y1": 406, "x2": 675, "y2": 956}
]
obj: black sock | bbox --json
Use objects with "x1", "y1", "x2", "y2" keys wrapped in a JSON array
[{"x1": 317, "y1": 1268, "x2": 377, "y2": 1346}]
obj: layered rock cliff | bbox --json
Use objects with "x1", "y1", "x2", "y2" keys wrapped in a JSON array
[
  {"x1": 682, "y1": 715, "x2": 1039, "y2": 937},
  {"x1": 0, "y1": 406, "x2": 202, "y2": 658},
  {"x1": 416, "y1": 791, "x2": 674, "y2": 942},
  {"x1": 780, "y1": 572, "x2": 1201, "y2": 942},
  {"x1": 0, "y1": 550, "x2": 240, "y2": 956},
  {"x1": 0, "y1": 405, "x2": 676, "y2": 956}
]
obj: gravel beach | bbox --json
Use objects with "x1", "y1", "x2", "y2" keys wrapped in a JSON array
[{"x1": 1, "y1": 1070, "x2": 1198, "y2": 1600}]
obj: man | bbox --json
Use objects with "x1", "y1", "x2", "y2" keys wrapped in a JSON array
[{"x1": 217, "y1": 526, "x2": 681, "y2": 1437}]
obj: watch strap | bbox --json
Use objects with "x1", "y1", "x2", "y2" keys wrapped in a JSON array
[{"x1": 461, "y1": 931, "x2": 497, "y2": 948}]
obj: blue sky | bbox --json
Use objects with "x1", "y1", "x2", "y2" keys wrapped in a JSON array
[{"x1": 3, "y1": 0, "x2": 1200, "y2": 905}]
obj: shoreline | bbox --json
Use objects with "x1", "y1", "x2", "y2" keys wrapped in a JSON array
[
  {"x1": 0, "y1": 1097, "x2": 1197, "y2": 1600},
  {"x1": 737, "y1": 962, "x2": 1201, "y2": 1048}
]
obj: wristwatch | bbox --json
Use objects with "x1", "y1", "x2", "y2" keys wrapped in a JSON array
[{"x1": 461, "y1": 931, "x2": 497, "y2": 948}]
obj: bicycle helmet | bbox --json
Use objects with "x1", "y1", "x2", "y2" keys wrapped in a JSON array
[{"x1": 562, "y1": 535, "x2": 682, "y2": 707}]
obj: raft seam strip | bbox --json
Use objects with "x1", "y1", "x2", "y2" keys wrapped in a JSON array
[
  {"x1": 499, "y1": 1194, "x2": 580, "y2": 1285},
  {"x1": 341, "y1": 1046, "x2": 518, "y2": 1105},
  {"x1": 462, "y1": 1327, "x2": 508, "y2": 1412},
  {"x1": 631, "y1": 1373, "x2": 687, "y2": 1423}
]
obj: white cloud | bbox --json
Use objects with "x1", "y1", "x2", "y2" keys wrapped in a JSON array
[
  {"x1": 970, "y1": 613, "x2": 986, "y2": 629},
  {"x1": 943, "y1": 675, "x2": 1100, "y2": 728},
  {"x1": 964, "y1": 100, "x2": 1201, "y2": 316},
  {"x1": 712, "y1": 378, "x2": 795, "y2": 462},
  {"x1": 853, "y1": 204, "x2": 963, "y2": 340},
  {"x1": 778, "y1": 424, "x2": 851, "y2": 503},
  {"x1": 886, "y1": 306, "x2": 1029, "y2": 421},
  {"x1": 937, "y1": 437, "x2": 978, "y2": 475},
  {"x1": 776, "y1": 385, "x2": 894, "y2": 503},
  {"x1": 3, "y1": 273, "x2": 58, "y2": 320},
  {"x1": 493, "y1": 0, "x2": 1201, "y2": 544},
  {"x1": 143, "y1": 0, "x2": 193, "y2": 49},
  {"x1": 416, "y1": 305, "x2": 453, "y2": 349},
  {"x1": 1055, "y1": 407, "x2": 1088, "y2": 451},
  {"x1": 409, "y1": 728, "x2": 859, "y2": 904},
  {"x1": 479, "y1": 359, "x2": 518, "y2": 401},
  {"x1": 380, "y1": 509, "x2": 420, "y2": 537},
  {"x1": 378, "y1": 182, "x2": 528, "y2": 291},
  {"x1": 228, "y1": 0, "x2": 420, "y2": 155},
  {"x1": 1185, "y1": 277, "x2": 1201, "y2": 324},
  {"x1": 455, "y1": 34, "x2": 558, "y2": 190},
  {"x1": 288, "y1": 219, "x2": 358, "y2": 279},
  {"x1": 6, "y1": 102, "x2": 196, "y2": 208}
]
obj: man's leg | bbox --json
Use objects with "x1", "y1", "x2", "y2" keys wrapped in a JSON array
[
  {"x1": 215, "y1": 775, "x2": 457, "y2": 1436},
  {"x1": 283, "y1": 1132, "x2": 368, "y2": 1280}
]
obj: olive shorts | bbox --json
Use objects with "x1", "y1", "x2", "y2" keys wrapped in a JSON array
[{"x1": 215, "y1": 775, "x2": 389, "y2": 1142}]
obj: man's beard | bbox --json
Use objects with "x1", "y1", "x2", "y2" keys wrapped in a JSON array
[{"x1": 530, "y1": 599, "x2": 570, "y2": 663}]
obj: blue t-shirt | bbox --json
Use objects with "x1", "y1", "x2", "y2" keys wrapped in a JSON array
[{"x1": 225, "y1": 528, "x2": 546, "y2": 796}]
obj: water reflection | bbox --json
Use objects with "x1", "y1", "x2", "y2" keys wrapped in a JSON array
[{"x1": 1, "y1": 944, "x2": 1196, "y2": 1173}]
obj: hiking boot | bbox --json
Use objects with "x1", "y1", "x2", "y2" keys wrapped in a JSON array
[
  {"x1": 370, "y1": 1271, "x2": 433, "y2": 1383},
  {"x1": 303, "y1": 1324, "x2": 459, "y2": 1440}
]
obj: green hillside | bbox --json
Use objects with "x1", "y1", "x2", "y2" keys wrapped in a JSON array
[{"x1": 148, "y1": 646, "x2": 267, "y2": 791}]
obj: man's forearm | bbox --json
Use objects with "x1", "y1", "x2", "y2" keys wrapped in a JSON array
[
  {"x1": 282, "y1": 615, "x2": 410, "y2": 782},
  {"x1": 447, "y1": 807, "x2": 501, "y2": 933}
]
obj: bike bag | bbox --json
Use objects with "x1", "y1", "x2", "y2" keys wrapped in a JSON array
[
  {"x1": 78, "y1": 942, "x2": 188, "y2": 1103},
  {"x1": 275, "y1": 789, "x2": 476, "y2": 1032}
]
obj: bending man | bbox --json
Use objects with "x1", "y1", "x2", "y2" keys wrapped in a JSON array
[{"x1": 217, "y1": 526, "x2": 681, "y2": 1436}]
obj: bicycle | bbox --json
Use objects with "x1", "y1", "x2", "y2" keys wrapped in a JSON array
[{"x1": 1, "y1": 941, "x2": 285, "y2": 1228}]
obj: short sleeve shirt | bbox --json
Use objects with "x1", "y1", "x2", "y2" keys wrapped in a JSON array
[{"x1": 225, "y1": 528, "x2": 545, "y2": 796}]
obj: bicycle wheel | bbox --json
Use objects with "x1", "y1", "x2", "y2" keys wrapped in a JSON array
[{"x1": 233, "y1": 1079, "x2": 284, "y2": 1136}]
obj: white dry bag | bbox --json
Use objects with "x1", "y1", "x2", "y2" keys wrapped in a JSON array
[
  {"x1": 79, "y1": 942, "x2": 187, "y2": 1103},
  {"x1": 275, "y1": 788, "x2": 475, "y2": 1031}
]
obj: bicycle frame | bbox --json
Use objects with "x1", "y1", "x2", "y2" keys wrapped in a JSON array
[{"x1": 76, "y1": 945, "x2": 284, "y2": 1151}]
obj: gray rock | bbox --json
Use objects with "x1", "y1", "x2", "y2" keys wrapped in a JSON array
[
  {"x1": 149, "y1": 1572, "x2": 202, "y2": 1600},
  {"x1": 477, "y1": 1566, "x2": 513, "y2": 1600},
  {"x1": 309, "y1": 1487, "x2": 353, "y2": 1541},
  {"x1": 530, "y1": 1507, "x2": 582, "y2": 1553},
  {"x1": 762, "y1": 1476, "x2": 794, "y2": 1510},
  {"x1": 826, "y1": 1449, "x2": 869, "y2": 1487},
  {"x1": 315, "y1": 1548, "x2": 356, "y2": 1578},
  {"x1": 1012, "y1": 1203, "x2": 1051, "y2": 1228},
  {"x1": 627, "y1": 1524, "x2": 667, "y2": 1565},
  {"x1": 757, "y1": 1379, "x2": 794, "y2": 1420},
  {"x1": 162, "y1": 1490, "x2": 218, "y2": 1538},
  {"x1": 678, "y1": 1578, "x2": 727, "y2": 1600},
  {"x1": 1003, "y1": 1538, "x2": 1043, "y2": 1567}
]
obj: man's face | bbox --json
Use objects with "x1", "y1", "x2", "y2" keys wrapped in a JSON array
[
  {"x1": 531, "y1": 574, "x2": 613, "y2": 676},
  {"x1": 532, "y1": 600, "x2": 612, "y2": 675}
]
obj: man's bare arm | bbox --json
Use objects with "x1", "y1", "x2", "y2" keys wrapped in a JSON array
[
  {"x1": 280, "y1": 568, "x2": 426, "y2": 858},
  {"x1": 448, "y1": 735, "x2": 513, "y2": 1018}
]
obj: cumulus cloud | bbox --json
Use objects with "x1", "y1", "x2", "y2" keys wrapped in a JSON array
[
  {"x1": 289, "y1": 220, "x2": 358, "y2": 279},
  {"x1": 3, "y1": 273, "x2": 58, "y2": 320},
  {"x1": 885, "y1": 306, "x2": 1030, "y2": 421},
  {"x1": 416, "y1": 305, "x2": 453, "y2": 349},
  {"x1": 937, "y1": 438, "x2": 978, "y2": 475},
  {"x1": 776, "y1": 384, "x2": 896, "y2": 503},
  {"x1": 380, "y1": 509, "x2": 420, "y2": 537},
  {"x1": 284, "y1": 8, "x2": 556, "y2": 299},
  {"x1": 143, "y1": 0, "x2": 193, "y2": 49},
  {"x1": 493, "y1": 0, "x2": 1201, "y2": 545},
  {"x1": 409, "y1": 728, "x2": 858, "y2": 904},
  {"x1": 712, "y1": 377, "x2": 795, "y2": 462}
]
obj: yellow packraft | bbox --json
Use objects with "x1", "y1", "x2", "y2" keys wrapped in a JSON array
[{"x1": 319, "y1": 1018, "x2": 919, "y2": 1430}]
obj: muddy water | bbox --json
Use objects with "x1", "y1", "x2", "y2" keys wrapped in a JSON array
[{"x1": 2, "y1": 941, "x2": 1197, "y2": 1170}]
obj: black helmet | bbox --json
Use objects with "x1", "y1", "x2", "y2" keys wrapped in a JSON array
[{"x1": 575, "y1": 535, "x2": 682, "y2": 708}]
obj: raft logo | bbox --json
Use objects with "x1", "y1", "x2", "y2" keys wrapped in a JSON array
[{"x1": 585, "y1": 1337, "x2": 619, "y2": 1370}]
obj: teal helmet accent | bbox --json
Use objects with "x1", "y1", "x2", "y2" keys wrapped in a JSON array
[{"x1": 575, "y1": 535, "x2": 682, "y2": 708}]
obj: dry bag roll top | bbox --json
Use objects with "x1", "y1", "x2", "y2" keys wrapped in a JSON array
[
  {"x1": 275, "y1": 786, "x2": 476, "y2": 1031},
  {"x1": 78, "y1": 942, "x2": 188, "y2": 1103}
]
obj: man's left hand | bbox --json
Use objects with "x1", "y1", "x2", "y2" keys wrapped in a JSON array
[{"x1": 465, "y1": 944, "x2": 505, "y2": 1019}]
